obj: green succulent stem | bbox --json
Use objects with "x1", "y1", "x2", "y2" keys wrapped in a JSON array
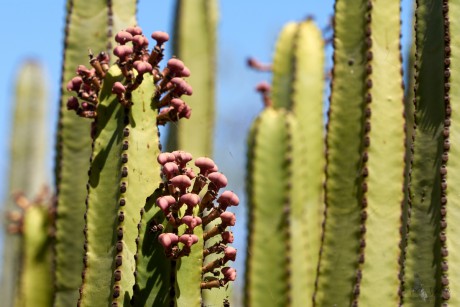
[
  {"x1": 0, "y1": 60, "x2": 49, "y2": 307},
  {"x1": 245, "y1": 107, "x2": 293, "y2": 307},
  {"x1": 54, "y1": 1, "x2": 110, "y2": 305},
  {"x1": 17, "y1": 203, "x2": 53, "y2": 307},
  {"x1": 317, "y1": 1, "x2": 405, "y2": 305},
  {"x1": 446, "y1": 0, "x2": 460, "y2": 305},
  {"x1": 314, "y1": 0, "x2": 368, "y2": 304},
  {"x1": 132, "y1": 189, "x2": 172, "y2": 306},
  {"x1": 404, "y1": 0, "x2": 445, "y2": 305},
  {"x1": 168, "y1": 0, "x2": 217, "y2": 158},
  {"x1": 245, "y1": 18, "x2": 325, "y2": 307},
  {"x1": 55, "y1": 1, "x2": 137, "y2": 304},
  {"x1": 78, "y1": 66, "x2": 159, "y2": 306},
  {"x1": 354, "y1": 0, "x2": 405, "y2": 304},
  {"x1": 168, "y1": 1, "x2": 219, "y2": 305},
  {"x1": 290, "y1": 21, "x2": 325, "y2": 303},
  {"x1": 271, "y1": 22, "x2": 297, "y2": 110}
]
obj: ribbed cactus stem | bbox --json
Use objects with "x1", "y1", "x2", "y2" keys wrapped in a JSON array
[
  {"x1": 13, "y1": 191, "x2": 53, "y2": 307},
  {"x1": 271, "y1": 22, "x2": 297, "y2": 110},
  {"x1": 317, "y1": 1, "x2": 405, "y2": 305},
  {"x1": 245, "y1": 18, "x2": 325, "y2": 307},
  {"x1": 352, "y1": 0, "x2": 405, "y2": 304},
  {"x1": 245, "y1": 108, "x2": 293, "y2": 307},
  {"x1": 68, "y1": 27, "x2": 192, "y2": 306},
  {"x1": 404, "y1": 1, "x2": 445, "y2": 304},
  {"x1": 54, "y1": 1, "x2": 111, "y2": 305},
  {"x1": 0, "y1": 60, "x2": 49, "y2": 307},
  {"x1": 289, "y1": 21, "x2": 325, "y2": 305},
  {"x1": 167, "y1": 1, "x2": 220, "y2": 305},
  {"x1": 55, "y1": 5, "x2": 136, "y2": 304},
  {"x1": 445, "y1": 1, "x2": 460, "y2": 304},
  {"x1": 315, "y1": 0, "x2": 369, "y2": 304},
  {"x1": 167, "y1": 0, "x2": 217, "y2": 158}
]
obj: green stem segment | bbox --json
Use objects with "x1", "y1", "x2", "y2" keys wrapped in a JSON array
[
  {"x1": 55, "y1": 2, "x2": 137, "y2": 305},
  {"x1": 404, "y1": 1, "x2": 445, "y2": 305},
  {"x1": 446, "y1": 0, "x2": 460, "y2": 305},
  {"x1": 112, "y1": 72, "x2": 159, "y2": 306},
  {"x1": 167, "y1": 0, "x2": 217, "y2": 158},
  {"x1": 132, "y1": 190, "x2": 172, "y2": 307},
  {"x1": 354, "y1": 0, "x2": 405, "y2": 304},
  {"x1": 78, "y1": 66, "x2": 125, "y2": 307},
  {"x1": 168, "y1": 1, "x2": 219, "y2": 305},
  {"x1": 315, "y1": 0, "x2": 368, "y2": 304},
  {"x1": 290, "y1": 22, "x2": 325, "y2": 303},
  {"x1": 316, "y1": 0, "x2": 405, "y2": 305},
  {"x1": 78, "y1": 66, "x2": 160, "y2": 306},
  {"x1": 55, "y1": 1, "x2": 110, "y2": 305},
  {"x1": 0, "y1": 61, "x2": 49, "y2": 307},
  {"x1": 245, "y1": 108, "x2": 292, "y2": 307},
  {"x1": 245, "y1": 19, "x2": 325, "y2": 307},
  {"x1": 17, "y1": 204, "x2": 53, "y2": 307}
]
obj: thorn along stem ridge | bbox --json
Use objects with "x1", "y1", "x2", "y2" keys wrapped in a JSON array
[{"x1": 440, "y1": 0, "x2": 451, "y2": 303}]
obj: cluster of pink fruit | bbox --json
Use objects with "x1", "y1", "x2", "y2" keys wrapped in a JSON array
[
  {"x1": 66, "y1": 26, "x2": 192, "y2": 125},
  {"x1": 156, "y1": 151, "x2": 238, "y2": 288}
]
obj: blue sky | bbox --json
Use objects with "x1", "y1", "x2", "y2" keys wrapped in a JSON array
[{"x1": 0, "y1": 0, "x2": 412, "y2": 303}]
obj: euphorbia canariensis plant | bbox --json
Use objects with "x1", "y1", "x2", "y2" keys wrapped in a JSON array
[
  {"x1": 7, "y1": 0, "x2": 460, "y2": 306},
  {"x1": 245, "y1": 1, "x2": 460, "y2": 307},
  {"x1": 63, "y1": 25, "x2": 237, "y2": 307},
  {"x1": 66, "y1": 25, "x2": 193, "y2": 306}
]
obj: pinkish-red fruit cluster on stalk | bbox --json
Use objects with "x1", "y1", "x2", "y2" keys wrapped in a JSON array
[
  {"x1": 65, "y1": 26, "x2": 192, "y2": 126},
  {"x1": 156, "y1": 151, "x2": 238, "y2": 288}
]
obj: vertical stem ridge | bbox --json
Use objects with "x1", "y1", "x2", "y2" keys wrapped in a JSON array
[
  {"x1": 398, "y1": 0, "x2": 410, "y2": 303},
  {"x1": 78, "y1": 66, "x2": 125, "y2": 307},
  {"x1": 441, "y1": 0, "x2": 451, "y2": 303},
  {"x1": 111, "y1": 74, "x2": 159, "y2": 306},
  {"x1": 352, "y1": 1, "x2": 373, "y2": 303},
  {"x1": 444, "y1": 0, "x2": 460, "y2": 304},
  {"x1": 284, "y1": 116, "x2": 293, "y2": 307},
  {"x1": 404, "y1": 0, "x2": 445, "y2": 306},
  {"x1": 132, "y1": 188, "x2": 172, "y2": 307},
  {"x1": 244, "y1": 108, "x2": 291, "y2": 307},
  {"x1": 405, "y1": 1, "x2": 445, "y2": 304},
  {"x1": 357, "y1": 0, "x2": 406, "y2": 305},
  {"x1": 289, "y1": 19, "x2": 325, "y2": 305},
  {"x1": 54, "y1": 1, "x2": 110, "y2": 305},
  {"x1": 110, "y1": 108, "x2": 130, "y2": 306},
  {"x1": 314, "y1": 0, "x2": 367, "y2": 304}
]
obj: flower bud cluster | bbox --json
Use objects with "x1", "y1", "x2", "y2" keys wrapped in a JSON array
[
  {"x1": 65, "y1": 52, "x2": 109, "y2": 118},
  {"x1": 66, "y1": 27, "x2": 192, "y2": 125},
  {"x1": 156, "y1": 151, "x2": 238, "y2": 287},
  {"x1": 6, "y1": 187, "x2": 51, "y2": 234}
]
